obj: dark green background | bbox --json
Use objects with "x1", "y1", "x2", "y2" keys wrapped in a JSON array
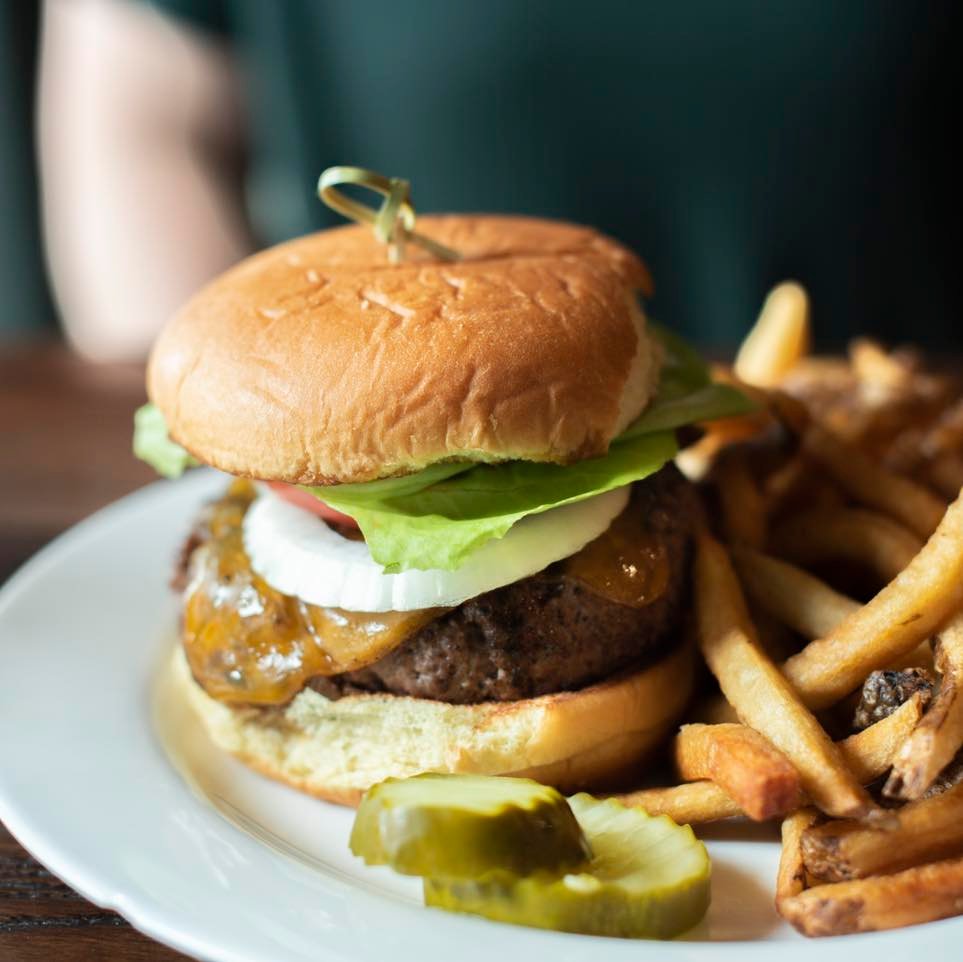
[
  {"x1": 3, "y1": 1, "x2": 960, "y2": 348},
  {"x1": 0, "y1": 1, "x2": 54, "y2": 337}
]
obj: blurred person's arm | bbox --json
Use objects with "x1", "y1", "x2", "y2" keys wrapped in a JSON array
[{"x1": 39, "y1": 0, "x2": 250, "y2": 362}]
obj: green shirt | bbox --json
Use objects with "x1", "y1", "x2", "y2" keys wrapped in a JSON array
[{"x1": 139, "y1": 2, "x2": 958, "y2": 348}]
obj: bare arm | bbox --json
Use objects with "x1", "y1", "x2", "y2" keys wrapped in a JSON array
[{"x1": 39, "y1": 0, "x2": 251, "y2": 362}]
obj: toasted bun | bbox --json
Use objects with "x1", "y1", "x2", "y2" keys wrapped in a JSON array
[
  {"x1": 173, "y1": 640, "x2": 693, "y2": 807},
  {"x1": 148, "y1": 216, "x2": 658, "y2": 485}
]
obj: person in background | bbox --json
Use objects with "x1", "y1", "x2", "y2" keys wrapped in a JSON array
[{"x1": 38, "y1": 0, "x2": 961, "y2": 362}]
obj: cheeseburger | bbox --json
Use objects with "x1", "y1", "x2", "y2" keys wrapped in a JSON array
[{"x1": 136, "y1": 206, "x2": 746, "y2": 805}]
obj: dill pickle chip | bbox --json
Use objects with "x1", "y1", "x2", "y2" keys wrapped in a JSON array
[
  {"x1": 350, "y1": 774, "x2": 591, "y2": 879},
  {"x1": 424, "y1": 794, "x2": 711, "y2": 939}
]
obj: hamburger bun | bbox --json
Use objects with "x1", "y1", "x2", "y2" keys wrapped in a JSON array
[
  {"x1": 147, "y1": 216, "x2": 659, "y2": 486},
  {"x1": 172, "y1": 639, "x2": 694, "y2": 806}
]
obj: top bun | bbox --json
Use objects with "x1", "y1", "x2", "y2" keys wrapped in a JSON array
[{"x1": 147, "y1": 215, "x2": 659, "y2": 485}]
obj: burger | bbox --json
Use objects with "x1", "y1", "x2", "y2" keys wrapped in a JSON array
[{"x1": 135, "y1": 213, "x2": 747, "y2": 805}]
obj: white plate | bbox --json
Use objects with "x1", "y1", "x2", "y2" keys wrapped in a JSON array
[{"x1": 0, "y1": 470, "x2": 959, "y2": 962}]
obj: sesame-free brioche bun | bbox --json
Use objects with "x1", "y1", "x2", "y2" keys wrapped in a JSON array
[
  {"x1": 148, "y1": 216, "x2": 659, "y2": 486},
  {"x1": 172, "y1": 640, "x2": 693, "y2": 807}
]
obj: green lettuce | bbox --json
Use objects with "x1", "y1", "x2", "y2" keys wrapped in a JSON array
[
  {"x1": 316, "y1": 431, "x2": 679, "y2": 572},
  {"x1": 133, "y1": 404, "x2": 197, "y2": 478}
]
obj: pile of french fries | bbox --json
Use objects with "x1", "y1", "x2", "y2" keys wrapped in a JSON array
[{"x1": 620, "y1": 282, "x2": 963, "y2": 937}]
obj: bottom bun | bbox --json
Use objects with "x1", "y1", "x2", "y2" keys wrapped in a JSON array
[{"x1": 173, "y1": 640, "x2": 694, "y2": 807}]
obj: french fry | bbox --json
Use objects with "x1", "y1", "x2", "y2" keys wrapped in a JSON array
[
  {"x1": 778, "y1": 855, "x2": 963, "y2": 937},
  {"x1": 731, "y1": 545, "x2": 859, "y2": 639},
  {"x1": 802, "y1": 781, "x2": 963, "y2": 882},
  {"x1": 802, "y1": 423, "x2": 947, "y2": 539},
  {"x1": 675, "y1": 436, "x2": 723, "y2": 482},
  {"x1": 850, "y1": 338, "x2": 914, "y2": 396},
  {"x1": 770, "y1": 506, "x2": 922, "y2": 585},
  {"x1": 615, "y1": 781, "x2": 742, "y2": 824},
  {"x1": 923, "y1": 397, "x2": 963, "y2": 456},
  {"x1": 780, "y1": 355, "x2": 854, "y2": 395},
  {"x1": 776, "y1": 808, "x2": 820, "y2": 903},
  {"x1": 838, "y1": 694, "x2": 925, "y2": 783},
  {"x1": 694, "y1": 531, "x2": 874, "y2": 819},
  {"x1": 886, "y1": 611, "x2": 963, "y2": 799},
  {"x1": 676, "y1": 418, "x2": 773, "y2": 481},
  {"x1": 626, "y1": 332, "x2": 963, "y2": 936},
  {"x1": 619, "y1": 700, "x2": 923, "y2": 825},
  {"x1": 734, "y1": 282, "x2": 810, "y2": 388},
  {"x1": 882, "y1": 424, "x2": 928, "y2": 476},
  {"x1": 714, "y1": 454, "x2": 767, "y2": 548},
  {"x1": 621, "y1": 702, "x2": 921, "y2": 825},
  {"x1": 782, "y1": 492, "x2": 963, "y2": 709},
  {"x1": 674, "y1": 724, "x2": 802, "y2": 821}
]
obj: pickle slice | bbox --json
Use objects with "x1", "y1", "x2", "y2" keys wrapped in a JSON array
[
  {"x1": 424, "y1": 794, "x2": 711, "y2": 939},
  {"x1": 350, "y1": 774, "x2": 591, "y2": 879}
]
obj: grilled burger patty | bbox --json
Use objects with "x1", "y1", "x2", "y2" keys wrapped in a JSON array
[
  {"x1": 311, "y1": 467, "x2": 696, "y2": 703},
  {"x1": 179, "y1": 466, "x2": 697, "y2": 706}
]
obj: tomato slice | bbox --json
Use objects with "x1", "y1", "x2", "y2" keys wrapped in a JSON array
[{"x1": 266, "y1": 482, "x2": 360, "y2": 530}]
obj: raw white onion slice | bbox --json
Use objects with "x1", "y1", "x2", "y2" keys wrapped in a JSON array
[{"x1": 243, "y1": 485, "x2": 630, "y2": 612}]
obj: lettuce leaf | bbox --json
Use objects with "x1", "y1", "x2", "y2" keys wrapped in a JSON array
[
  {"x1": 317, "y1": 431, "x2": 679, "y2": 572},
  {"x1": 133, "y1": 404, "x2": 197, "y2": 478},
  {"x1": 619, "y1": 382, "x2": 750, "y2": 439},
  {"x1": 307, "y1": 461, "x2": 474, "y2": 503}
]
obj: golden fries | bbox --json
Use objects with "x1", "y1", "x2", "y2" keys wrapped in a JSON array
[
  {"x1": 801, "y1": 781, "x2": 963, "y2": 882},
  {"x1": 838, "y1": 694, "x2": 925, "y2": 783},
  {"x1": 676, "y1": 408, "x2": 773, "y2": 481},
  {"x1": 886, "y1": 611, "x2": 963, "y2": 799},
  {"x1": 615, "y1": 781, "x2": 742, "y2": 824},
  {"x1": 630, "y1": 285, "x2": 963, "y2": 937},
  {"x1": 770, "y1": 506, "x2": 922, "y2": 585},
  {"x1": 776, "y1": 808, "x2": 820, "y2": 903},
  {"x1": 849, "y1": 337, "x2": 914, "y2": 397},
  {"x1": 621, "y1": 699, "x2": 924, "y2": 825},
  {"x1": 802, "y1": 423, "x2": 948, "y2": 540},
  {"x1": 734, "y1": 282, "x2": 810, "y2": 388},
  {"x1": 731, "y1": 545, "x2": 859, "y2": 639},
  {"x1": 673, "y1": 724, "x2": 802, "y2": 821},
  {"x1": 778, "y1": 856, "x2": 963, "y2": 937},
  {"x1": 694, "y1": 531, "x2": 873, "y2": 819},
  {"x1": 783, "y1": 491, "x2": 963, "y2": 709}
]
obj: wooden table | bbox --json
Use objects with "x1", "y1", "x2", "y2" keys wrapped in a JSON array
[{"x1": 0, "y1": 340, "x2": 189, "y2": 960}]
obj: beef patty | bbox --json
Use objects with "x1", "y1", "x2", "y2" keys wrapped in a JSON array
[
  {"x1": 179, "y1": 465, "x2": 698, "y2": 706},
  {"x1": 310, "y1": 466, "x2": 697, "y2": 703}
]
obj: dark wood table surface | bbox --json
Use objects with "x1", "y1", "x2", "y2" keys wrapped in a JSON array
[{"x1": 0, "y1": 339, "x2": 191, "y2": 960}]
